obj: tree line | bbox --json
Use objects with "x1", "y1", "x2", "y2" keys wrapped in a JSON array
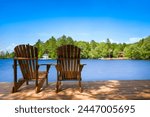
[
  {"x1": 0, "y1": 51, "x2": 14, "y2": 58},
  {"x1": 34, "y1": 35, "x2": 150, "y2": 60},
  {"x1": 0, "y1": 35, "x2": 150, "y2": 59}
]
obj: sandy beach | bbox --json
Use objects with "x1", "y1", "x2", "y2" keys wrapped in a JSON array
[{"x1": 0, "y1": 80, "x2": 150, "y2": 100}]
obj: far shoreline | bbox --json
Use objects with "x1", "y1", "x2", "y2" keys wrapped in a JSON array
[
  {"x1": 99, "y1": 57, "x2": 129, "y2": 60},
  {"x1": 0, "y1": 57, "x2": 150, "y2": 60}
]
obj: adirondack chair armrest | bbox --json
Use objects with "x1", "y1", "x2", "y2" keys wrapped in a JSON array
[
  {"x1": 38, "y1": 64, "x2": 52, "y2": 72},
  {"x1": 81, "y1": 64, "x2": 86, "y2": 66},
  {"x1": 38, "y1": 63, "x2": 52, "y2": 66},
  {"x1": 14, "y1": 57, "x2": 37, "y2": 60},
  {"x1": 80, "y1": 64, "x2": 86, "y2": 71},
  {"x1": 80, "y1": 64, "x2": 86, "y2": 67},
  {"x1": 51, "y1": 63, "x2": 57, "y2": 66},
  {"x1": 55, "y1": 64, "x2": 62, "y2": 71}
]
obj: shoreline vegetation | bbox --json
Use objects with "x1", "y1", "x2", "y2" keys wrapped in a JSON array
[
  {"x1": 0, "y1": 35, "x2": 150, "y2": 60},
  {"x1": 99, "y1": 57, "x2": 129, "y2": 60},
  {"x1": 0, "y1": 57, "x2": 130, "y2": 60}
]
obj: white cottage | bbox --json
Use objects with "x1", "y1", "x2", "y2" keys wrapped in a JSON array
[{"x1": 42, "y1": 54, "x2": 49, "y2": 59}]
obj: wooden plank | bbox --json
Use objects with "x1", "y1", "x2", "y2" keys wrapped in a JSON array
[{"x1": 22, "y1": 45, "x2": 30, "y2": 79}]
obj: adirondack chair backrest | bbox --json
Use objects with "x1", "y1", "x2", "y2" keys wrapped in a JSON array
[
  {"x1": 14, "y1": 45, "x2": 38, "y2": 80},
  {"x1": 57, "y1": 45, "x2": 81, "y2": 80}
]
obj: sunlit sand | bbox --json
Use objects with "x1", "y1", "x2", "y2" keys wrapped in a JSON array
[{"x1": 0, "y1": 80, "x2": 150, "y2": 100}]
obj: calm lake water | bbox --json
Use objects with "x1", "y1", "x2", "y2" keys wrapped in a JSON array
[{"x1": 0, "y1": 59, "x2": 150, "y2": 82}]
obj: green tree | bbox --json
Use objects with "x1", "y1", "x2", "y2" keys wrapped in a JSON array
[
  {"x1": 34, "y1": 39, "x2": 44, "y2": 58},
  {"x1": 45, "y1": 36, "x2": 57, "y2": 59},
  {"x1": 141, "y1": 42, "x2": 150, "y2": 59},
  {"x1": 66, "y1": 36, "x2": 74, "y2": 45},
  {"x1": 75, "y1": 41, "x2": 90, "y2": 58},
  {"x1": 88, "y1": 40, "x2": 99, "y2": 58},
  {"x1": 124, "y1": 44, "x2": 141, "y2": 59},
  {"x1": 94, "y1": 42, "x2": 107, "y2": 58},
  {"x1": 56, "y1": 35, "x2": 67, "y2": 47}
]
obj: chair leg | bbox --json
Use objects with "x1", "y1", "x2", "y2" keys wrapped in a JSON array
[
  {"x1": 56, "y1": 81, "x2": 61, "y2": 93},
  {"x1": 46, "y1": 65, "x2": 50, "y2": 86},
  {"x1": 56, "y1": 81, "x2": 59, "y2": 93},
  {"x1": 36, "y1": 79, "x2": 45, "y2": 93},
  {"x1": 12, "y1": 86, "x2": 16, "y2": 93},
  {"x1": 79, "y1": 81, "x2": 82, "y2": 93},
  {"x1": 12, "y1": 79, "x2": 25, "y2": 93},
  {"x1": 26, "y1": 80, "x2": 29, "y2": 85},
  {"x1": 46, "y1": 77, "x2": 48, "y2": 86}
]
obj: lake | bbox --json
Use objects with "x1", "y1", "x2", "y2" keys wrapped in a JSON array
[{"x1": 0, "y1": 59, "x2": 150, "y2": 82}]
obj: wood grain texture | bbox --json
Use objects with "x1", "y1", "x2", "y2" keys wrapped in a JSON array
[
  {"x1": 12, "y1": 44, "x2": 51, "y2": 93},
  {"x1": 56, "y1": 45, "x2": 85, "y2": 93}
]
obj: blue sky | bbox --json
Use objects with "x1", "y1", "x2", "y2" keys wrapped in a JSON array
[{"x1": 0, "y1": 0, "x2": 150, "y2": 52}]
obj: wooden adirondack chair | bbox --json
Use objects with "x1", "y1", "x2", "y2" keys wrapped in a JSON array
[
  {"x1": 55, "y1": 45, "x2": 85, "y2": 93},
  {"x1": 12, "y1": 44, "x2": 51, "y2": 93}
]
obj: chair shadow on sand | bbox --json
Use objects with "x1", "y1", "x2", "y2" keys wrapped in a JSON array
[{"x1": 0, "y1": 80, "x2": 150, "y2": 100}]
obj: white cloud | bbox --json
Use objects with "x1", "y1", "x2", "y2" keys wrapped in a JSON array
[
  {"x1": 101, "y1": 38, "x2": 119, "y2": 44},
  {"x1": 109, "y1": 38, "x2": 120, "y2": 44},
  {"x1": 126, "y1": 37, "x2": 143, "y2": 44}
]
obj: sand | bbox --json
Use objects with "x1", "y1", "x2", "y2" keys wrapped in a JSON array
[{"x1": 0, "y1": 80, "x2": 150, "y2": 100}]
